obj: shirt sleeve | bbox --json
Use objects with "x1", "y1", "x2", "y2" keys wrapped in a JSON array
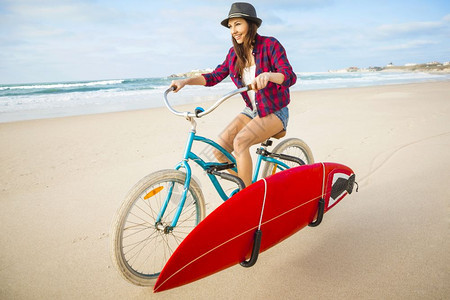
[
  {"x1": 269, "y1": 38, "x2": 297, "y2": 88},
  {"x1": 202, "y1": 48, "x2": 232, "y2": 87}
]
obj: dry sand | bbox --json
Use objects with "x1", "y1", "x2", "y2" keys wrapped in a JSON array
[{"x1": 1, "y1": 81, "x2": 449, "y2": 299}]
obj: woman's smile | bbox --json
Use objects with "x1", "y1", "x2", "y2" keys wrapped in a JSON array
[{"x1": 233, "y1": 33, "x2": 243, "y2": 42}]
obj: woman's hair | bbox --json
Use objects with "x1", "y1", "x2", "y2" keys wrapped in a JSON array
[{"x1": 232, "y1": 19, "x2": 258, "y2": 78}]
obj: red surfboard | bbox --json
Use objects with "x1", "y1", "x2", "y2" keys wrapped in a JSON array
[{"x1": 154, "y1": 162, "x2": 356, "y2": 292}]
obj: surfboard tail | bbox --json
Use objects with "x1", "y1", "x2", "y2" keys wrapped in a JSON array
[{"x1": 322, "y1": 163, "x2": 356, "y2": 211}]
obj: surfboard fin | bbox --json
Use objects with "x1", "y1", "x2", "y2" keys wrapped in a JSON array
[
  {"x1": 240, "y1": 229, "x2": 262, "y2": 268},
  {"x1": 329, "y1": 174, "x2": 357, "y2": 200},
  {"x1": 348, "y1": 174, "x2": 358, "y2": 193}
]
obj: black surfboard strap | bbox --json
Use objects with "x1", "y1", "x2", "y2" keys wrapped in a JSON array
[{"x1": 240, "y1": 178, "x2": 267, "y2": 268}]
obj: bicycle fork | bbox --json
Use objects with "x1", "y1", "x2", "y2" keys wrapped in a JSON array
[
  {"x1": 156, "y1": 126, "x2": 196, "y2": 232},
  {"x1": 155, "y1": 170, "x2": 191, "y2": 233}
]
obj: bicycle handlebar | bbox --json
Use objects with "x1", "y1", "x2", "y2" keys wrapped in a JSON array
[{"x1": 164, "y1": 85, "x2": 251, "y2": 118}]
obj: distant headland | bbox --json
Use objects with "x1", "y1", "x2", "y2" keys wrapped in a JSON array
[
  {"x1": 329, "y1": 61, "x2": 450, "y2": 73},
  {"x1": 168, "y1": 68, "x2": 214, "y2": 78},
  {"x1": 169, "y1": 61, "x2": 450, "y2": 78}
]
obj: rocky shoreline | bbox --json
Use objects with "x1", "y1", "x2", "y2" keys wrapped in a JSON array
[
  {"x1": 382, "y1": 62, "x2": 450, "y2": 73},
  {"x1": 170, "y1": 62, "x2": 450, "y2": 78},
  {"x1": 330, "y1": 61, "x2": 450, "y2": 73}
]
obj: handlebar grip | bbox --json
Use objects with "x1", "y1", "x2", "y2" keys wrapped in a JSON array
[{"x1": 194, "y1": 107, "x2": 205, "y2": 118}]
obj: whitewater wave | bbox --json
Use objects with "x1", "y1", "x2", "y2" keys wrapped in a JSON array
[
  {"x1": 1, "y1": 72, "x2": 449, "y2": 123},
  {"x1": 0, "y1": 79, "x2": 125, "y2": 91}
]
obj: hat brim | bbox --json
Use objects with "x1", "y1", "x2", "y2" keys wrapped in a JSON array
[{"x1": 221, "y1": 14, "x2": 262, "y2": 28}]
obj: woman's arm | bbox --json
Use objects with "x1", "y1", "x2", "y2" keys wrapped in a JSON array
[
  {"x1": 171, "y1": 48, "x2": 234, "y2": 92},
  {"x1": 170, "y1": 75, "x2": 207, "y2": 93},
  {"x1": 269, "y1": 38, "x2": 297, "y2": 88}
]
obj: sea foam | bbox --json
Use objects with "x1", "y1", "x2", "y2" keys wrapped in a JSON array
[{"x1": 1, "y1": 72, "x2": 449, "y2": 122}]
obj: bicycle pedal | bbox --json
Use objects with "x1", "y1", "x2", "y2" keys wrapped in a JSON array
[{"x1": 207, "y1": 163, "x2": 236, "y2": 172}]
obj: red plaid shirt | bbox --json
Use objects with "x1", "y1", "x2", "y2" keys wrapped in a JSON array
[{"x1": 202, "y1": 34, "x2": 297, "y2": 117}]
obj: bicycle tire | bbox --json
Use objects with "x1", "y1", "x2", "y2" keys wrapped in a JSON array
[
  {"x1": 261, "y1": 138, "x2": 314, "y2": 178},
  {"x1": 111, "y1": 169, "x2": 205, "y2": 286}
]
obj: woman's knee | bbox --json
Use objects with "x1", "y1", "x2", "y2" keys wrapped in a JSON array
[{"x1": 233, "y1": 132, "x2": 251, "y2": 155}]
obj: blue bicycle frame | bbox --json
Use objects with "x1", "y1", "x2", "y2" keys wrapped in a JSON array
[{"x1": 156, "y1": 125, "x2": 291, "y2": 228}]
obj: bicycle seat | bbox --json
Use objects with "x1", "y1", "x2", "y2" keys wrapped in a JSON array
[{"x1": 272, "y1": 130, "x2": 286, "y2": 139}]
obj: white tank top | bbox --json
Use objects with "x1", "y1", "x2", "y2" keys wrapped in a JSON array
[{"x1": 242, "y1": 65, "x2": 256, "y2": 113}]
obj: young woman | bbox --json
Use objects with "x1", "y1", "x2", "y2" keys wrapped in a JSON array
[{"x1": 170, "y1": 2, "x2": 297, "y2": 187}]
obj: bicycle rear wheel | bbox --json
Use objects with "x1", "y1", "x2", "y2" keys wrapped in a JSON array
[
  {"x1": 111, "y1": 169, "x2": 205, "y2": 286},
  {"x1": 261, "y1": 138, "x2": 314, "y2": 178}
]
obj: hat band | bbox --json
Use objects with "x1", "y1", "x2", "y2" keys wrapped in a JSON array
[{"x1": 227, "y1": 13, "x2": 252, "y2": 19}]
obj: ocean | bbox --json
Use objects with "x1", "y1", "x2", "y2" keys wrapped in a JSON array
[{"x1": 1, "y1": 72, "x2": 449, "y2": 123}]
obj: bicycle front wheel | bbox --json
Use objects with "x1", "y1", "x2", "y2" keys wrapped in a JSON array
[
  {"x1": 111, "y1": 169, "x2": 205, "y2": 286},
  {"x1": 261, "y1": 138, "x2": 314, "y2": 178}
]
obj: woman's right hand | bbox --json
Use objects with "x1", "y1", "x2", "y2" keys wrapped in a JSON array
[{"x1": 170, "y1": 79, "x2": 186, "y2": 93}]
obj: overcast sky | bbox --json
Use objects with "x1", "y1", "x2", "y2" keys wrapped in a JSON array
[{"x1": 1, "y1": 0, "x2": 449, "y2": 84}]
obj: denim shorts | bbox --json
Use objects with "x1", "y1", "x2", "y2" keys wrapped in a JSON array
[{"x1": 241, "y1": 106, "x2": 289, "y2": 131}]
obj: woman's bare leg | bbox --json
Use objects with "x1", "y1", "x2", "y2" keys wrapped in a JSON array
[
  {"x1": 233, "y1": 113, "x2": 283, "y2": 187},
  {"x1": 214, "y1": 114, "x2": 251, "y2": 175}
]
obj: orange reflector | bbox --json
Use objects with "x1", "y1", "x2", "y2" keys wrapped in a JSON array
[
  {"x1": 144, "y1": 186, "x2": 164, "y2": 199},
  {"x1": 271, "y1": 165, "x2": 278, "y2": 175}
]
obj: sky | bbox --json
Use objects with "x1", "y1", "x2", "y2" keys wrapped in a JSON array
[{"x1": 0, "y1": 0, "x2": 449, "y2": 84}]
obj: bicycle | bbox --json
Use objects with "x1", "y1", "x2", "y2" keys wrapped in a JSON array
[{"x1": 111, "y1": 85, "x2": 314, "y2": 286}]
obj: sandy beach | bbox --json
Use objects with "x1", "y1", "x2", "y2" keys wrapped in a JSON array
[{"x1": 1, "y1": 81, "x2": 449, "y2": 299}]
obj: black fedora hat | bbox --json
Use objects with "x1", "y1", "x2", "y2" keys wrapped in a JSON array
[{"x1": 221, "y1": 2, "x2": 262, "y2": 28}]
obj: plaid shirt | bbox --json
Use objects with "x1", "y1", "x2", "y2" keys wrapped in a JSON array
[{"x1": 202, "y1": 34, "x2": 297, "y2": 117}]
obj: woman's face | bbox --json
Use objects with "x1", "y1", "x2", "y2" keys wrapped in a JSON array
[{"x1": 228, "y1": 17, "x2": 249, "y2": 44}]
